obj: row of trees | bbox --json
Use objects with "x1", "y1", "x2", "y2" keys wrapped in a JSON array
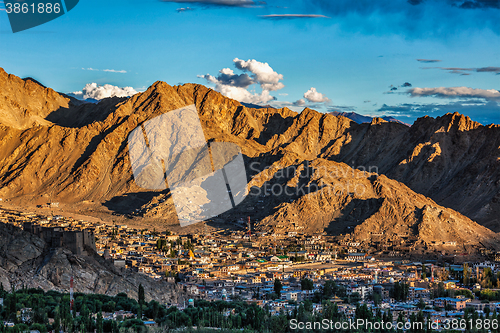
[
  {"x1": 3, "y1": 282, "x2": 500, "y2": 333},
  {"x1": 270, "y1": 279, "x2": 345, "y2": 302},
  {"x1": 0, "y1": 284, "x2": 165, "y2": 333}
]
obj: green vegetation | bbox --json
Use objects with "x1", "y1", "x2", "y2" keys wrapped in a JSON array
[
  {"x1": 0, "y1": 282, "x2": 494, "y2": 333},
  {"x1": 300, "y1": 278, "x2": 313, "y2": 291},
  {"x1": 389, "y1": 282, "x2": 409, "y2": 301}
]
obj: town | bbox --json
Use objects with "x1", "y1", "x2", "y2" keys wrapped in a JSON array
[{"x1": 2, "y1": 206, "x2": 500, "y2": 332}]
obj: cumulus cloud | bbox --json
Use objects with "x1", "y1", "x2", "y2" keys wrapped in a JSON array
[
  {"x1": 200, "y1": 58, "x2": 285, "y2": 104},
  {"x1": 408, "y1": 87, "x2": 500, "y2": 100},
  {"x1": 214, "y1": 85, "x2": 275, "y2": 104},
  {"x1": 293, "y1": 99, "x2": 306, "y2": 106},
  {"x1": 233, "y1": 58, "x2": 285, "y2": 91},
  {"x1": 202, "y1": 68, "x2": 254, "y2": 88},
  {"x1": 72, "y1": 83, "x2": 138, "y2": 100},
  {"x1": 260, "y1": 14, "x2": 330, "y2": 19},
  {"x1": 303, "y1": 87, "x2": 330, "y2": 103}
]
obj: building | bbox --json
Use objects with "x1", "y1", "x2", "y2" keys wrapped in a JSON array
[
  {"x1": 433, "y1": 297, "x2": 468, "y2": 310},
  {"x1": 284, "y1": 291, "x2": 299, "y2": 301},
  {"x1": 23, "y1": 222, "x2": 96, "y2": 255},
  {"x1": 466, "y1": 300, "x2": 490, "y2": 312},
  {"x1": 373, "y1": 285, "x2": 390, "y2": 300},
  {"x1": 346, "y1": 253, "x2": 369, "y2": 262},
  {"x1": 346, "y1": 284, "x2": 373, "y2": 300}
]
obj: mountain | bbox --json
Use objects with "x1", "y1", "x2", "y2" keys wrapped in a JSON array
[
  {"x1": 0, "y1": 67, "x2": 500, "y2": 248},
  {"x1": 0, "y1": 221, "x2": 181, "y2": 303},
  {"x1": 247, "y1": 158, "x2": 499, "y2": 249},
  {"x1": 329, "y1": 111, "x2": 410, "y2": 126}
]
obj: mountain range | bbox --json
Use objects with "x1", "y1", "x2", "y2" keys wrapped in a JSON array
[
  {"x1": 328, "y1": 111, "x2": 410, "y2": 126},
  {"x1": 1, "y1": 67, "x2": 500, "y2": 249}
]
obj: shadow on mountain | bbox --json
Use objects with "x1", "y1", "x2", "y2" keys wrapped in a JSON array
[
  {"x1": 325, "y1": 197, "x2": 383, "y2": 235},
  {"x1": 324, "y1": 120, "x2": 409, "y2": 173},
  {"x1": 255, "y1": 112, "x2": 295, "y2": 145},
  {"x1": 46, "y1": 96, "x2": 127, "y2": 128},
  {"x1": 103, "y1": 191, "x2": 170, "y2": 215}
]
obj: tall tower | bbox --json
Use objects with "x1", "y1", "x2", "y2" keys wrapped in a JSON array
[
  {"x1": 247, "y1": 216, "x2": 251, "y2": 241},
  {"x1": 431, "y1": 265, "x2": 434, "y2": 282}
]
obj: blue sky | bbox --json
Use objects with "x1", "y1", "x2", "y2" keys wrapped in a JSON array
[{"x1": 1, "y1": 0, "x2": 499, "y2": 124}]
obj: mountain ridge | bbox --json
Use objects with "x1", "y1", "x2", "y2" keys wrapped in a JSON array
[
  {"x1": 329, "y1": 111, "x2": 411, "y2": 126},
  {"x1": 1, "y1": 68, "x2": 500, "y2": 250}
]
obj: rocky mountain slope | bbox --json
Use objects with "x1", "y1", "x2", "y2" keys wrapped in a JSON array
[
  {"x1": 0, "y1": 67, "x2": 500, "y2": 244},
  {"x1": 0, "y1": 222, "x2": 181, "y2": 303},
  {"x1": 247, "y1": 157, "x2": 499, "y2": 249}
]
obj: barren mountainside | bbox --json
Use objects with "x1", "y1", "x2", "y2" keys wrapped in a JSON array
[
  {"x1": 0, "y1": 222, "x2": 180, "y2": 303},
  {"x1": 0, "y1": 67, "x2": 500, "y2": 248}
]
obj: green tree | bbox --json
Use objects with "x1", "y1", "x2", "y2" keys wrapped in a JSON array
[
  {"x1": 300, "y1": 278, "x2": 314, "y2": 291},
  {"x1": 322, "y1": 280, "x2": 337, "y2": 299},
  {"x1": 463, "y1": 263, "x2": 471, "y2": 286},
  {"x1": 137, "y1": 284, "x2": 145, "y2": 320},
  {"x1": 273, "y1": 279, "x2": 283, "y2": 298},
  {"x1": 96, "y1": 312, "x2": 103, "y2": 333}
]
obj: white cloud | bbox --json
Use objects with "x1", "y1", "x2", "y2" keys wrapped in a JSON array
[
  {"x1": 81, "y1": 68, "x2": 127, "y2": 73},
  {"x1": 72, "y1": 83, "x2": 138, "y2": 100},
  {"x1": 233, "y1": 58, "x2": 285, "y2": 91},
  {"x1": 200, "y1": 58, "x2": 285, "y2": 104},
  {"x1": 408, "y1": 87, "x2": 500, "y2": 100},
  {"x1": 103, "y1": 69, "x2": 127, "y2": 73},
  {"x1": 217, "y1": 85, "x2": 275, "y2": 104},
  {"x1": 303, "y1": 87, "x2": 331, "y2": 103}
]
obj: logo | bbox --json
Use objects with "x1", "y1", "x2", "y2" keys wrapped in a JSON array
[
  {"x1": 4, "y1": 0, "x2": 79, "y2": 33},
  {"x1": 128, "y1": 105, "x2": 248, "y2": 227}
]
